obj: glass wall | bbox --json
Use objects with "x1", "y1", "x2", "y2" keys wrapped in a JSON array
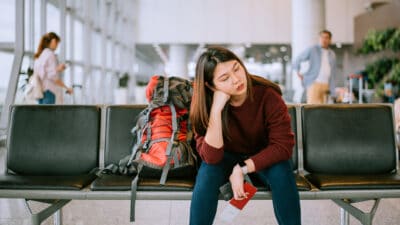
[
  {"x1": 0, "y1": 0, "x2": 16, "y2": 115},
  {"x1": 0, "y1": 0, "x2": 137, "y2": 132},
  {"x1": 0, "y1": 53, "x2": 14, "y2": 113},
  {"x1": 0, "y1": 1, "x2": 15, "y2": 42}
]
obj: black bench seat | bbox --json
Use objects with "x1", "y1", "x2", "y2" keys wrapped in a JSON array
[
  {"x1": 302, "y1": 104, "x2": 400, "y2": 191},
  {"x1": 0, "y1": 105, "x2": 101, "y2": 191}
]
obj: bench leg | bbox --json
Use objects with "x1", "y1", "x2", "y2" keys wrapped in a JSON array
[
  {"x1": 333, "y1": 199, "x2": 380, "y2": 225},
  {"x1": 340, "y1": 208, "x2": 350, "y2": 225},
  {"x1": 54, "y1": 210, "x2": 62, "y2": 225},
  {"x1": 27, "y1": 200, "x2": 70, "y2": 225}
]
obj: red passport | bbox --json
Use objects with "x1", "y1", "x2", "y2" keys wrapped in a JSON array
[{"x1": 229, "y1": 182, "x2": 257, "y2": 210}]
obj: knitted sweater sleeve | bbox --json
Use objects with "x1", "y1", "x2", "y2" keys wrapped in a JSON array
[
  {"x1": 194, "y1": 134, "x2": 224, "y2": 164},
  {"x1": 250, "y1": 90, "x2": 295, "y2": 171}
]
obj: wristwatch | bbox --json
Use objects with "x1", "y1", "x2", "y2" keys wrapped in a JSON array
[{"x1": 238, "y1": 160, "x2": 248, "y2": 175}]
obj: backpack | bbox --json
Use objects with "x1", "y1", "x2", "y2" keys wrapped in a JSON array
[
  {"x1": 24, "y1": 73, "x2": 43, "y2": 101},
  {"x1": 103, "y1": 75, "x2": 197, "y2": 222}
]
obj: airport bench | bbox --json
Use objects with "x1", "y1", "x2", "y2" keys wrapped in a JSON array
[{"x1": 0, "y1": 104, "x2": 400, "y2": 225}]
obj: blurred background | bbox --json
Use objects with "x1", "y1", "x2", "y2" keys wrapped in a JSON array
[{"x1": 0, "y1": 0, "x2": 400, "y2": 131}]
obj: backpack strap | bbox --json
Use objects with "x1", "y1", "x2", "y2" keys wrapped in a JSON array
[
  {"x1": 165, "y1": 103, "x2": 178, "y2": 156},
  {"x1": 125, "y1": 107, "x2": 151, "y2": 165},
  {"x1": 186, "y1": 114, "x2": 193, "y2": 144},
  {"x1": 172, "y1": 146, "x2": 180, "y2": 167},
  {"x1": 162, "y1": 77, "x2": 169, "y2": 103},
  {"x1": 126, "y1": 124, "x2": 145, "y2": 168},
  {"x1": 145, "y1": 138, "x2": 171, "y2": 150},
  {"x1": 159, "y1": 103, "x2": 178, "y2": 185},
  {"x1": 142, "y1": 107, "x2": 154, "y2": 150},
  {"x1": 159, "y1": 157, "x2": 171, "y2": 185},
  {"x1": 130, "y1": 163, "x2": 143, "y2": 222},
  {"x1": 102, "y1": 163, "x2": 119, "y2": 174}
]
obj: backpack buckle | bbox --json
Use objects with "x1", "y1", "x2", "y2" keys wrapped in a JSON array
[{"x1": 143, "y1": 140, "x2": 150, "y2": 149}]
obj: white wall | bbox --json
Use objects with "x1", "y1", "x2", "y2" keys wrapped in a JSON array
[
  {"x1": 325, "y1": 0, "x2": 366, "y2": 43},
  {"x1": 137, "y1": 0, "x2": 292, "y2": 44},
  {"x1": 136, "y1": 0, "x2": 367, "y2": 44}
]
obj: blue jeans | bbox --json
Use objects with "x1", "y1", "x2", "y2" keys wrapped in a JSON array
[
  {"x1": 38, "y1": 90, "x2": 55, "y2": 104},
  {"x1": 189, "y1": 152, "x2": 301, "y2": 225}
]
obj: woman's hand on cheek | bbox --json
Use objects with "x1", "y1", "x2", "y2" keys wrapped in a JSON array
[{"x1": 211, "y1": 90, "x2": 230, "y2": 113}]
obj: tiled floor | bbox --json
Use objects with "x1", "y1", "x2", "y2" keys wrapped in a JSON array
[{"x1": 0, "y1": 198, "x2": 396, "y2": 225}]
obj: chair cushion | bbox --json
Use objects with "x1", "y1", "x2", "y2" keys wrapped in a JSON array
[
  {"x1": 0, "y1": 174, "x2": 97, "y2": 190},
  {"x1": 90, "y1": 174, "x2": 194, "y2": 191},
  {"x1": 104, "y1": 105, "x2": 147, "y2": 165},
  {"x1": 7, "y1": 105, "x2": 100, "y2": 175},
  {"x1": 302, "y1": 104, "x2": 396, "y2": 174},
  {"x1": 305, "y1": 173, "x2": 400, "y2": 190},
  {"x1": 295, "y1": 174, "x2": 311, "y2": 191},
  {"x1": 246, "y1": 173, "x2": 310, "y2": 191},
  {"x1": 91, "y1": 172, "x2": 310, "y2": 192}
]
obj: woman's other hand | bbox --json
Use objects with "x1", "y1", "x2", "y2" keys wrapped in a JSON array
[
  {"x1": 229, "y1": 164, "x2": 247, "y2": 200},
  {"x1": 297, "y1": 72, "x2": 304, "y2": 81},
  {"x1": 66, "y1": 87, "x2": 73, "y2": 94},
  {"x1": 57, "y1": 63, "x2": 66, "y2": 72}
]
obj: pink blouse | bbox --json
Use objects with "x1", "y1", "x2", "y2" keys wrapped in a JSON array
[{"x1": 34, "y1": 48, "x2": 60, "y2": 94}]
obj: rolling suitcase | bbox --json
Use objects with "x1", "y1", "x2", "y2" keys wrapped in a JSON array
[{"x1": 348, "y1": 74, "x2": 363, "y2": 104}]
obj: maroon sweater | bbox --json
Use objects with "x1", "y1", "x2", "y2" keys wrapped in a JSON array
[{"x1": 195, "y1": 85, "x2": 295, "y2": 172}]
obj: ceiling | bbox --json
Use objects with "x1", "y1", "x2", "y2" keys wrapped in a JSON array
[{"x1": 135, "y1": 43, "x2": 292, "y2": 65}]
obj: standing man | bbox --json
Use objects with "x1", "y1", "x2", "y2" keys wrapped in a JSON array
[{"x1": 292, "y1": 30, "x2": 337, "y2": 104}]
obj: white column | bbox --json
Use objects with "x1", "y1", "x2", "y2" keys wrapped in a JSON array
[
  {"x1": 291, "y1": 0, "x2": 325, "y2": 103},
  {"x1": 57, "y1": 0, "x2": 66, "y2": 105},
  {"x1": 83, "y1": 1, "x2": 92, "y2": 104},
  {"x1": 29, "y1": 0, "x2": 35, "y2": 66},
  {"x1": 68, "y1": 7, "x2": 75, "y2": 103},
  {"x1": 166, "y1": 44, "x2": 188, "y2": 78},
  {"x1": 100, "y1": 1, "x2": 108, "y2": 104},
  {"x1": 40, "y1": 0, "x2": 47, "y2": 35},
  {"x1": 59, "y1": 0, "x2": 66, "y2": 63}
]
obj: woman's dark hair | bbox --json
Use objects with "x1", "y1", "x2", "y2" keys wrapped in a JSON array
[
  {"x1": 34, "y1": 32, "x2": 60, "y2": 59},
  {"x1": 190, "y1": 46, "x2": 281, "y2": 138}
]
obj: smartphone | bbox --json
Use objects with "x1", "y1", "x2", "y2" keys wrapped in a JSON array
[{"x1": 219, "y1": 182, "x2": 234, "y2": 201}]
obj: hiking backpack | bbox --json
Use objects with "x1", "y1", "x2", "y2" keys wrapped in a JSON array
[{"x1": 104, "y1": 75, "x2": 198, "y2": 221}]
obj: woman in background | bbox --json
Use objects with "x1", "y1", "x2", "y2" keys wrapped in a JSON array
[{"x1": 34, "y1": 32, "x2": 73, "y2": 104}]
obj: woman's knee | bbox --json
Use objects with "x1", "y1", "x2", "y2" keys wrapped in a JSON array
[
  {"x1": 194, "y1": 152, "x2": 238, "y2": 193},
  {"x1": 258, "y1": 160, "x2": 295, "y2": 185},
  {"x1": 196, "y1": 162, "x2": 227, "y2": 185}
]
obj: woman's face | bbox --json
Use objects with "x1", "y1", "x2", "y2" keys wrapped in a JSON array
[
  {"x1": 49, "y1": 39, "x2": 59, "y2": 50},
  {"x1": 212, "y1": 60, "x2": 247, "y2": 98}
]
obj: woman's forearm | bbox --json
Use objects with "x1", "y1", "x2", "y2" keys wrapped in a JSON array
[
  {"x1": 204, "y1": 108, "x2": 224, "y2": 149},
  {"x1": 54, "y1": 79, "x2": 68, "y2": 89}
]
